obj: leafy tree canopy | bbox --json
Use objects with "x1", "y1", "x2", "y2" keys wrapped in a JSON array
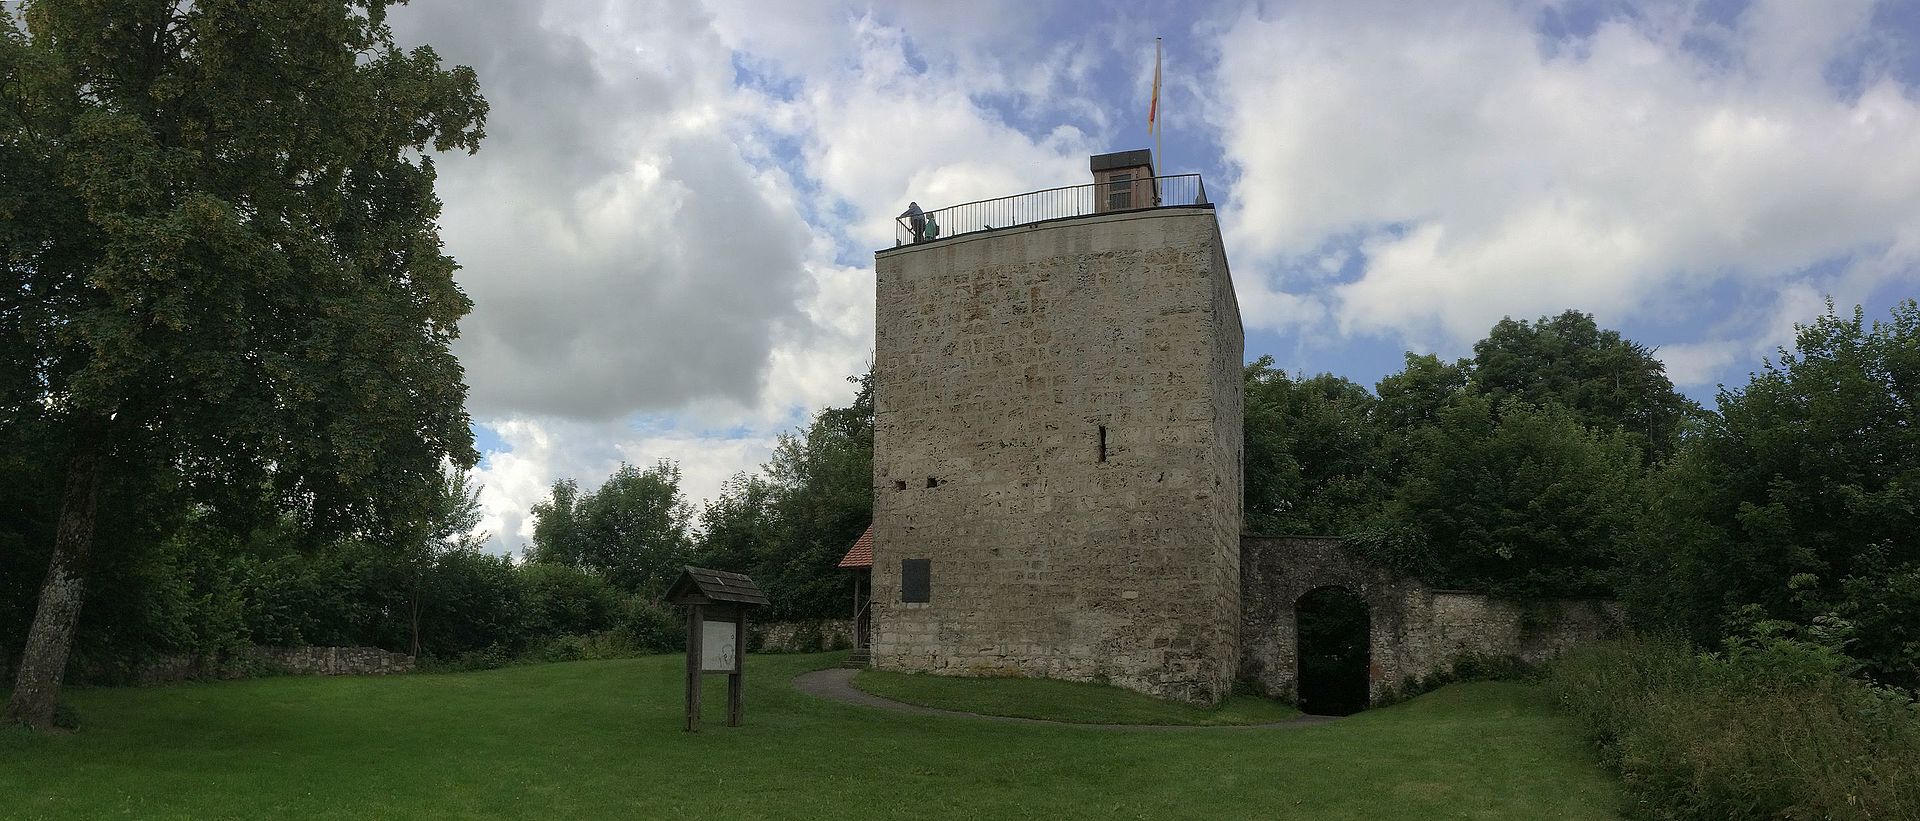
[
  {"x1": 1628, "y1": 301, "x2": 1920, "y2": 687},
  {"x1": 528, "y1": 461, "x2": 693, "y2": 597},
  {"x1": 2, "y1": 0, "x2": 486, "y2": 729},
  {"x1": 1471, "y1": 310, "x2": 1696, "y2": 460}
]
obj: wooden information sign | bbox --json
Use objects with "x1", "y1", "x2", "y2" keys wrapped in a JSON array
[{"x1": 665, "y1": 567, "x2": 768, "y2": 732}]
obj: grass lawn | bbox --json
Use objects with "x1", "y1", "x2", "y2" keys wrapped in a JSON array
[
  {"x1": 852, "y1": 669, "x2": 1301, "y2": 725},
  {"x1": 0, "y1": 652, "x2": 1623, "y2": 820}
]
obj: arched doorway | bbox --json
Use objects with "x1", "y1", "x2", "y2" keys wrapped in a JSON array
[{"x1": 1295, "y1": 586, "x2": 1370, "y2": 715}]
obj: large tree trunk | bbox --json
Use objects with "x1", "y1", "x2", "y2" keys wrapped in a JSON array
[{"x1": 3, "y1": 434, "x2": 105, "y2": 730}]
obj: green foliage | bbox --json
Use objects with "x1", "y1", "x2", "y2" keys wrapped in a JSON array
[
  {"x1": 682, "y1": 371, "x2": 873, "y2": 621},
  {"x1": 2, "y1": 0, "x2": 488, "y2": 537},
  {"x1": 1245, "y1": 312, "x2": 1672, "y2": 600},
  {"x1": 1472, "y1": 311, "x2": 1696, "y2": 460},
  {"x1": 517, "y1": 563, "x2": 621, "y2": 641},
  {"x1": 1384, "y1": 652, "x2": 1537, "y2": 706},
  {"x1": 1380, "y1": 399, "x2": 1643, "y2": 597},
  {"x1": 757, "y1": 371, "x2": 874, "y2": 620},
  {"x1": 1626, "y1": 301, "x2": 1920, "y2": 687},
  {"x1": 528, "y1": 461, "x2": 692, "y2": 596},
  {"x1": 2, "y1": 0, "x2": 488, "y2": 721},
  {"x1": 1549, "y1": 637, "x2": 1920, "y2": 820},
  {"x1": 1243, "y1": 357, "x2": 1387, "y2": 535},
  {"x1": 613, "y1": 595, "x2": 683, "y2": 654},
  {"x1": 691, "y1": 473, "x2": 775, "y2": 575}
]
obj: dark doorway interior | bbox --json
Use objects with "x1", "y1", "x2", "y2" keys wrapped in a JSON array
[{"x1": 1296, "y1": 586, "x2": 1370, "y2": 716}]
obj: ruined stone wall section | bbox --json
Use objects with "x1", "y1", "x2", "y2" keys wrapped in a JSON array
[
  {"x1": 869, "y1": 208, "x2": 1242, "y2": 704},
  {"x1": 749, "y1": 619, "x2": 855, "y2": 653},
  {"x1": 253, "y1": 646, "x2": 416, "y2": 676},
  {"x1": 1240, "y1": 536, "x2": 1621, "y2": 703}
]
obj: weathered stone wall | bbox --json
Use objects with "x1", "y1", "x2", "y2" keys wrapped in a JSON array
[
  {"x1": 869, "y1": 207, "x2": 1243, "y2": 704},
  {"x1": 749, "y1": 619, "x2": 855, "y2": 653},
  {"x1": 61, "y1": 645, "x2": 416, "y2": 685},
  {"x1": 1240, "y1": 535, "x2": 1621, "y2": 703},
  {"x1": 251, "y1": 646, "x2": 415, "y2": 676}
]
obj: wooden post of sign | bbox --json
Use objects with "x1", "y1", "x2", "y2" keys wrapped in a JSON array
[
  {"x1": 685, "y1": 604, "x2": 703, "y2": 732},
  {"x1": 727, "y1": 609, "x2": 745, "y2": 726}
]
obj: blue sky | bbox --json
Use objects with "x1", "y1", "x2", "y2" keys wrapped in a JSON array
[{"x1": 386, "y1": 0, "x2": 1920, "y2": 553}]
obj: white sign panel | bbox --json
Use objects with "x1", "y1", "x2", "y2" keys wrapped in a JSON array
[{"x1": 701, "y1": 619, "x2": 737, "y2": 672}]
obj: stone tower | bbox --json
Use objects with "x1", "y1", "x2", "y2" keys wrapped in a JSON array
[{"x1": 867, "y1": 154, "x2": 1244, "y2": 704}]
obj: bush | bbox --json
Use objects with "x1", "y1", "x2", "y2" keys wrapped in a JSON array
[
  {"x1": 1548, "y1": 637, "x2": 1920, "y2": 820},
  {"x1": 539, "y1": 631, "x2": 642, "y2": 663},
  {"x1": 616, "y1": 596, "x2": 684, "y2": 654},
  {"x1": 419, "y1": 644, "x2": 516, "y2": 673},
  {"x1": 518, "y1": 563, "x2": 621, "y2": 641},
  {"x1": 1380, "y1": 651, "x2": 1534, "y2": 706}
]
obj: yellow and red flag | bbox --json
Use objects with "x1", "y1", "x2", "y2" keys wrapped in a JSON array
[{"x1": 1148, "y1": 38, "x2": 1163, "y2": 135}]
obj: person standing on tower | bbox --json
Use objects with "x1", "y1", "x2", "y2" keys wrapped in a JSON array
[{"x1": 901, "y1": 201, "x2": 926, "y2": 243}]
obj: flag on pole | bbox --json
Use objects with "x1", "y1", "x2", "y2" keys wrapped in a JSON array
[{"x1": 1148, "y1": 38, "x2": 1163, "y2": 135}]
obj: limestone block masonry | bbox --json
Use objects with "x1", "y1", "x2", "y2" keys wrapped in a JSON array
[{"x1": 869, "y1": 207, "x2": 1243, "y2": 705}]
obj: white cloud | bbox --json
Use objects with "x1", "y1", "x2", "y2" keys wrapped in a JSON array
[
  {"x1": 1209, "y1": 0, "x2": 1920, "y2": 345},
  {"x1": 388, "y1": 0, "x2": 1920, "y2": 554},
  {"x1": 384, "y1": 2, "x2": 1104, "y2": 552}
]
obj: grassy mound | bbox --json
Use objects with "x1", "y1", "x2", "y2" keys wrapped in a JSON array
[
  {"x1": 1, "y1": 652, "x2": 1623, "y2": 819},
  {"x1": 852, "y1": 669, "x2": 1301, "y2": 725}
]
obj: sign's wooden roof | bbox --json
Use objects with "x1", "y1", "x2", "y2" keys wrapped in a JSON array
[
  {"x1": 837, "y1": 524, "x2": 873, "y2": 569},
  {"x1": 666, "y1": 567, "x2": 769, "y2": 606}
]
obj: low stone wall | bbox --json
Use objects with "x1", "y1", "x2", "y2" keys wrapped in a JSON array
[
  {"x1": 98, "y1": 645, "x2": 415, "y2": 685},
  {"x1": 252, "y1": 646, "x2": 415, "y2": 676},
  {"x1": 1240, "y1": 535, "x2": 1622, "y2": 704},
  {"x1": 750, "y1": 620, "x2": 854, "y2": 653}
]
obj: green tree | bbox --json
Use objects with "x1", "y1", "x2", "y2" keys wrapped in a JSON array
[
  {"x1": 1629, "y1": 301, "x2": 1920, "y2": 687},
  {"x1": 406, "y1": 466, "x2": 486, "y2": 655},
  {"x1": 1, "y1": 0, "x2": 485, "y2": 729},
  {"x1": 1243, "y1": 356, "x2": 1387, "y2": 535},
  {"x1": 764, "y1": 372, "x2": 873, "y2": 620},
  {"x1": 1371, "y1": 398, "x2": 1644, "y2": 597},
  {"x1": 527, "y1": 479, "x2": 584, "y2": 567},
  {"x1": 530, "y1": 462, "x2": 693, "y2": 597},
  {"x1": 578, "y1": 461, "x2": 693, "y2": 596},
  {"x1": 1471, "y1": 310, "x2": 1695, "y2": 460},
  {"x1": 693, "y1": 472, "x2": 776, "y2": 574}
]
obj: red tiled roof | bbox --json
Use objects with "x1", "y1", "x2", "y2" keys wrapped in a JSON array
[{"x1": 837, "y1": 524, "x2": 873, "y2": 569}]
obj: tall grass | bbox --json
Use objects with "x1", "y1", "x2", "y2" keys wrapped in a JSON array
[{"x1": 1548, "y1": 637, "x2": 1920, "y2": 820}]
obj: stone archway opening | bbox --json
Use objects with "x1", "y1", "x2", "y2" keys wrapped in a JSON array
[{"x1": 1295, "y1": 585, "x2": 1370, "y2": 716}]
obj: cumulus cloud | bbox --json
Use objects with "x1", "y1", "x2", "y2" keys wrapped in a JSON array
[
  {"x1": 389, "y1": 1, "x2": 815, "y2": 421},
  {"x1": 384, "y1": 1, "x2": 1107, "y2": 552},
  {"x1": 1209, "y1": 0, "x2": 1920, "y2": 346}
]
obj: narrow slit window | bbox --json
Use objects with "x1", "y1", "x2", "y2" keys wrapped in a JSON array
[{"x1": 1098, "y1": 425, "x2": 1108, "y2": 462}]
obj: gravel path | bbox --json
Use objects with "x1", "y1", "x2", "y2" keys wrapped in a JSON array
[{"x1": 790, "y1": 668, "x2": 1340, "y2": 732}]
